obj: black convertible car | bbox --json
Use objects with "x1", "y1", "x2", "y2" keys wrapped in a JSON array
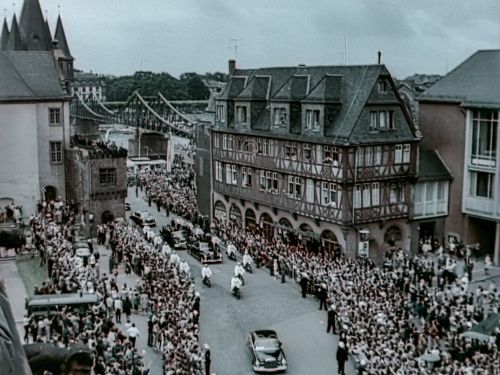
[
  {"x1": 187, "y1": 242, "x2": 223, "y2": 264},
  {"x1": 247, "y1": 330, "x2": 287, "y2": 373}
]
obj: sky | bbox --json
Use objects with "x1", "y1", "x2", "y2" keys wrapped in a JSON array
[{"x1": 1, "y1": 0, "x2": 499, "y2": 78}]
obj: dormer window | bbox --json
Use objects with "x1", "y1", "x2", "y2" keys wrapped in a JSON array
[
  {"x1": 306, "y1": 109, "x2": 320, "y2": 131},
  {"x1": 236, "y1": 106, "x2": 247, "y2": 124},
  {"x1": 216, "y1": 105, "x2": 225, "y2": 123},
  {"x1": 370, "y1": 110, "x2": 395, "y2": 130},
  {"x1": 273, "y1": 108, "x2": 287, "y2": 127},
  {"x1": 378, "y1": 80, "x2": 388, "y2": 93}
]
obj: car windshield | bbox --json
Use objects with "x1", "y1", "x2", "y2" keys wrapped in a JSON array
[
  {"x1": 255, "y1": 338, "x2": 280, "y2": 352},
  {"x1": 199, "y1": 243, "x2": 210, "y2": 251}
]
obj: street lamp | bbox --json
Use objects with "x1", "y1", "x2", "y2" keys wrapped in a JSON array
[{"x1": 359, "y1": 228, "x2": 370, "y2": 258}]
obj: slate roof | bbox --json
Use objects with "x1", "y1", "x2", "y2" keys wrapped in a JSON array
[
  {"x1": 273, "y1": 75, "x2": 309, "y2": 101},
  {"x1": 55, "y1": 15, "x2": 73, "y2": 60},
  {"x1": 0, "y1": 50, "x2": 67, "y2": 101},
  {"x1": 18, "y1": 0, "x2": 52, "y2": 51},
  {"x1": 418, "y1": 150, "x2": 452, "y2": 182},
  {"x1": 217, "y1": 64, "x2": 417, "y2": 144},
  {"x1": 1, "y1": 18, "x2": 9, "y2": 50},
  {"x1": 419, "y1": 50, "x2": 500, "y2": 108},
  {"x1": 237, "y1": 75, "x2": 271, "y2": 100}
]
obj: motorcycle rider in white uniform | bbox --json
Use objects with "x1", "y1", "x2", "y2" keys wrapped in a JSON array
[
  {"x1": 201, "y1": 264, "x2": 212, "y2": 281},
  {"x1": 226, "y1": 242, "x2": 237, "y2": 259},
  {"x1": 242, "y1": 252, "x2": 253, "y2": 268},
  {"x1": 231, "y1": 275, "x2": 242, "y2": 293},
  {"x1": 234, "y1": 262, "x2": 245, "y2": 278}
]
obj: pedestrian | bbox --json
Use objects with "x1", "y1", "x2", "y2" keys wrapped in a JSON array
[
  {"x1": 300, "y1": 273, "x2": 309, "y2": 298},
  {"x1": 467, "y1": 260, "x2": 474, "y2": 281},
  {"x1": 484, "y1": 255, "x2": 492, "y2": 276},
  {"x1": 123, "y1": 296, "x2": 132, "y2": 321},
  {"x1": 156, "y1": 200, "x2": 161, "y2": 212},
  {"x1": 114, "y1": 297, "x2": 123, "y2": 323},
  {"x1": 127, "y1": 323, "x2": 140, "y2": 347},
  {"x1": 108, "y1": 256, "x2": 115, "y2": 274},
  {"x1": 327, "y1": 305, "x2": 337, "y2": 334},
  {"x1": 319, "y1": 283, "x2": 328, "y2": 310},
  {"x1": 148, "y1": 196, "x2": 152, "y2": 207},
  {"x1": 147, "y1": 318, "x2": 154, "y2": 347},
  {"x1": 135, "y1": 185, "x2": 139, "y2": 198},
  {"x1": 336, "y1": 341, "x2": 348, "y2": 375},
  {"x1": 204, "y1": 343, "x2": 211, "y2": 375}
]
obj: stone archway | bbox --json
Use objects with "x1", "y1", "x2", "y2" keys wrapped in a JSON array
[
  {"x1": 320, "y1": 229, "x2": 339, "y2": 253},
  {"x1": 101, "y1": 211, "x2": 115, "y2": 224},
  {"x1": 214, "y1": 200, "x2": 227, "y2": 222},
  {"x1": 384, "y1": 225, "x2": 403, "y2": 247},
  {"x1": 260, "y1": 212, "x2": 274, "y2": 238},
  {"x1": 229, "y1": 204, "x2": 242, "y2": 226},
  {"x1": 44, "y1": 186, "x2": 57, "y2": 202},
  {"x1": 245, "y1": 208, "x2": 256, "y2": 229}
]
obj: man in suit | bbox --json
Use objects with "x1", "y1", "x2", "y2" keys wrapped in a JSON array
[
  {"x1": 336, "y1": 341, "x2": 348, "y2": 375},
  {"x1": 326, "y1": 304, "x2": 337, "y2": 334}
]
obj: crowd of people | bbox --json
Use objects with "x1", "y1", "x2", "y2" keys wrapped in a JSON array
[
  {"x1": 20, "y1": 162, "x2": 500, "y2": 374},
  {"x1": 213, "y1": 219, "x2": 500, "y2": 374},
  {"x1": 24, "y1": 196, "x2": 206, "y2": 375}
]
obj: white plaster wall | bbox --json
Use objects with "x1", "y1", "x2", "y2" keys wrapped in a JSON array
[
  {"x1": 37, "y1": 102, "x2": 68, "y2": 200},
  {"x1": 0, "y1": 104, "x2": 40, "y2": 216}
]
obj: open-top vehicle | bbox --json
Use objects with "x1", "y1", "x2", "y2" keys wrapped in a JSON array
[
  {"x1": 247, "y1": 330, "x2": 287, "y2": 373},
  {"x1": 187, "y1": 241, "x2": 223, "y2": 264},
  {"x1": 130, "y1": 210, "x2": 156, "y2": 227}
]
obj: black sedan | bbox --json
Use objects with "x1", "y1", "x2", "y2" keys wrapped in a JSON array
[
  {"x1": 129, "y1": 211, "x2": 156, "y2": 227},
  {"x1": 187, "y1": 242, "x2": 223, "y2": 264},
  {"x1": 247, "y1": 330, "x2": 287, "y2": 373}
]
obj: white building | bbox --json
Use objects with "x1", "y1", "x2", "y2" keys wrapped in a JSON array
[{"x1": 0, "y1": 0, "x2": 73, "y2": 219}]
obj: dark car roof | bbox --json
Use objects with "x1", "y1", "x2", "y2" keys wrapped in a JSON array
[{"x1": 253, "y1": 330, "x2": 278, "y2": 338}]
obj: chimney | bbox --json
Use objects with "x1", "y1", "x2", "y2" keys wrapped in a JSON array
[
  {"x1": 228, "y1": 59, "x2": 236, "y2": 75},
  {"x1": 377, "y1": 51, "x2": 382, "y2": 64}
]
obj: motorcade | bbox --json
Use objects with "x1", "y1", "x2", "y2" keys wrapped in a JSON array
[
  {"x1": 187, "y1": 242, "x2": 223, "y2": 264},
  {"x1": 72, "y1": 241, "x2": 91, "y2": 260},
  {"x1": 130, "y1": 210, "x2": 156, "y2": 227},
  {"x1": 27, "y1": 293, "x2": 100, "y2": 317},
  {"x1": 247, "y1": 330, "x2": 287, "y2": 373}
]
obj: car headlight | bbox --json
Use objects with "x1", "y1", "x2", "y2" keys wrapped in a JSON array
[
  {"x1": 255, "y1": 359, "x2": 260, "y2": 367},
  {"x1": 282, "y1": 358, "x2": 287, "y2": 366}
]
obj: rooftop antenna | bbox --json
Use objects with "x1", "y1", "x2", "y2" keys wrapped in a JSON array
[
  {"x1": 229, "y1": 38, "x2": 241, "y2": 60},
  {"x1": 344, "y1": 31, "x2": 347, "y2": 65}
]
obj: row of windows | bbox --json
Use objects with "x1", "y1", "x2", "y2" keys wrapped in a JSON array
[
  {"x1": 215, "y1": 134, "x2": 411, "y2": 165},
  {"x1": 215, "y1": 163, "x2": 406, "y2": 207},
  {"x1": 216, "y1": 104, "x2": 397, "y2": 132}
]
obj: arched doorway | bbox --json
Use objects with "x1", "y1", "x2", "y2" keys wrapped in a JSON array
[
  {"x1": 44, "y1": 186, "x2": 57, "y2": 202},
  {"x1": 260, "y1": 213, "x2": 274, "y2": 238},
  {"x1": 0, "y1": 197, "x2": 14, "y2": 222},
  {"x1": 229, "y1": 204, "x2": 242, "y2": 226},
  {"x1": 278, "y1": 217, "x2": 294, "y2": 243},
  {"x1": 299, "y1": 223, "x2": 317, "y2": 252},
  {"x1": 214, "y1": 201, "x2": 227, "y2": 222},
  {"x1": 384, "y1": 225, "x2": 403, "y2": 247},
  {"x1": 101, "y1": 211, "x2": 115, "y2": 224},
  {"x1": 245, "y1": 208, "x2": 256, "y2": 229},
  {"x1": 320, "y1": 230, "x2": 339, "y2": 253}
]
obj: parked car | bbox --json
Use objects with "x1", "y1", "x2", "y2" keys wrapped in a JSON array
[
  {"x1": 188, "y1": 242, "x2": 223, "y2": 264},
  {"x1": 247, "y1": 330, "x2": 287, "y2": 373},
  {"x1": 172, "y1": 230, "x2": 188, "y2": 249},
  {"x1": 130, "y1": 211, "x2": 156, "y2": 227}
]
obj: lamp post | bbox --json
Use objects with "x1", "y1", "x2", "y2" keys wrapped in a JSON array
[
  {"x1": 88, "y1": 213, "x2": 95, "y2": 239},
  {"x1": 359, "y1": 228, "x2": 370, "y2": 258}
]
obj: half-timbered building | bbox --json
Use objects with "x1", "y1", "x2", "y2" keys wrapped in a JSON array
[{"x1": 211, "y1": 61, "x2": 420, "y2": 258}]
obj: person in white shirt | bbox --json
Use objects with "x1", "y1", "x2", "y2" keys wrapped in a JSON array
[
  {"x1": 242, "y1": 252, "x2": 253, "y2": 268},
  {"x1": 179, "y1": 260, "x2": 190, "y2": 275},
  {"x1": 127, "y1": 323, "x2": 140, "y2": 347},
  {"x1": 227, "y1": 242, "x2": 237, "y2": 259},
  {"x1": 231, "y1": 275, "x2": 242, "y2": 293},
  {"x1": 170, "y1": 251, "x2": 180, "y2": 265},
  {"x1": 162, "y1": 243, "x2": 172, "y2": 258},
  {"x1": 201, "y1": 264, "x2": 212, "y2": 280},
  {"x1": 234, "y1": 263, "x2": 245, "y2": 277}
]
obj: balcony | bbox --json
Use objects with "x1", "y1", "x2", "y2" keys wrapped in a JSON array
[{"x1": 214, "y1": 181, "x2": 344, "y2": 223}]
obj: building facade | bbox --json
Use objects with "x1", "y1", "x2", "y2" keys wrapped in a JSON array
[
  {"x1": 65, "y1": 137, "x2": 127, "y2": 225},
  {"x1": 72, "y1": 70, "x2": 107, "y2": 101},
  {"x1": 0, "y1": 0, "x2": 73, "y2": 218},
  {"x1": 210, "y1": 62, "x2": 419, "y2": 259},
  {"x1": 419, "y1": 50, "x2": 500, "y2": 264}
]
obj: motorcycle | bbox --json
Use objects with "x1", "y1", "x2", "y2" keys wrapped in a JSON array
[
  {"x1": 226, "y1": 251, "x2": 237, "y2": 262},
  {"x1": 243, "y1": 263, "x2": 253, "y2": 273},
  {"x1": 237, "y1": 273, "x2": 245, "y2": 286},
  {"x1": 232, "y1": 286, "x2": 241, "y2": 299},
  {"x1": 202, "y1": 276, "x2": 211, "y2": 288}
]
